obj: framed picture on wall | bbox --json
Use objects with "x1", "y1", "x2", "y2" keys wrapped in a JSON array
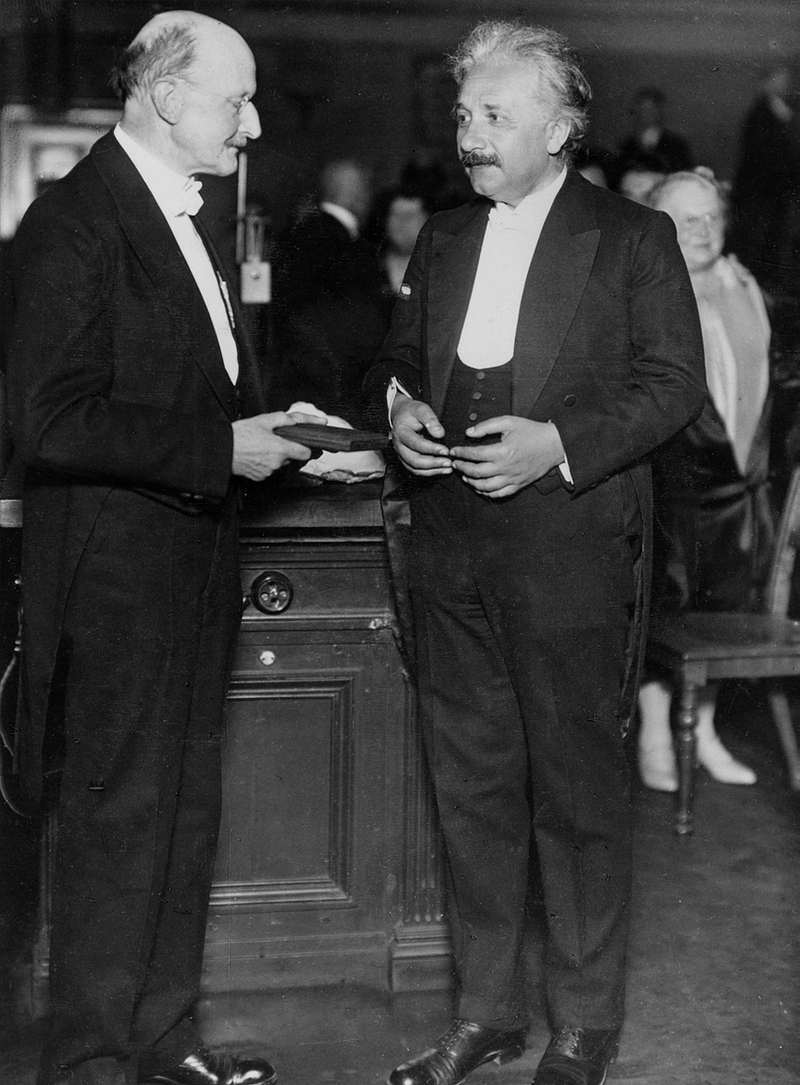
[{"x1": 0, "y1": 104, "x2": 120, "y2": 239}]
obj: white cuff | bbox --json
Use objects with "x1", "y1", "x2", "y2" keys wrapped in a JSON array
[
  {"x1": 546, "y1": 418, "x2": 573, "y2": 484},
  {"x1": 387, "y1": 376, "x2": 414, "y2": 428}
]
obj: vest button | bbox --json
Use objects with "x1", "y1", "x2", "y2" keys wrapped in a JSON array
[
  {"x1": 468, "y1": 412, "x2": 478, "y2": 421},
  {"x1": 563, "y1": 394, "x2": 576, "y2": 407},
  {"x1": 476, "y1": 371, "x2": 485, "y2": 380},
  {"x1": 472, "y1": 392, "x2": 482, "y2": 400}
]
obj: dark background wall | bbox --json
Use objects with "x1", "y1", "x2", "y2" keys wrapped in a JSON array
[{"x1": 1, "y1": 0, "x2": 798, "y2": 240}]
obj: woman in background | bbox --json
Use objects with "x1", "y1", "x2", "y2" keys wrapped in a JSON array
[
  {"x1": 367, "y1": 186, "x2": 432, "y2": 304},
  {"x1": 638, "y1": 167, "x2": 773, "y2": 790}
]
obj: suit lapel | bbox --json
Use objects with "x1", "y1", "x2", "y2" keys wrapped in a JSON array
[
  {"x1": 427, "y1": 202, "x2": 489, "y2": 414},
  {"x1": 511, "y1": 171, "x2": 600, "y2": 417},
  {"x1": 89, "y1": 133, "x2": 238, "y2": 419}
]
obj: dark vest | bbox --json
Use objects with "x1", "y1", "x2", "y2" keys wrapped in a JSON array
[{"x1": 440, "y1": 358, "x2": 513, "y2": 447}]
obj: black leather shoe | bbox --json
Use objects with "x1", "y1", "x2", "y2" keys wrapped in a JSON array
[
  {"x1": 532, "y1": 1028, "x2": 619, "y2": 1085},
  {"x1": 389, "y1": 1019, "x2": 527, "y2": 1085},
  {"x1": 139, "y1": 1046, "x2": 277, "y2": 1085}
]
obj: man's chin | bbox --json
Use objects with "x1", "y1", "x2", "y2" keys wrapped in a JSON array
[
  {"x1": 466, "y1": 165, "x2": 499, "y2": 194},
  {"x1": 208, "y1": 152, "x2": 241, "y2": 177},
  {"x1": 468, "y1": 175, "x2": 497, "y2": 198}
]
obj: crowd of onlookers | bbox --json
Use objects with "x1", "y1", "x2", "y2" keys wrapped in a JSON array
[{"x1": 577, "y1": 71, "x2": 799, "y2": 297}]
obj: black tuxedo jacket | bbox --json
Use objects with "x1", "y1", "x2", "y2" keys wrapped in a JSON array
[
  {"x1": 272, "y1": 206, "x2": 387, "y2": 419},
  {"x1": 7, "y1": 131, "x2": 265, "y2": 797},
  {"x1": 370, "y1": 170, "x2": 705, "y2": 493},
  {"x1": 275, "y1": 206, "x2": 379, "y2": 303},
  {"x1": 367, "y1": 170, "x2": 707, "y2": 713}
]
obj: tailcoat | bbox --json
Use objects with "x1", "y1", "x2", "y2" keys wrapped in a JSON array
[
  {"x1": 367, "y1": 170, "x2": 706, "y2": 1029},
  {"x1": 7, "y1": 131, "x2": 265, "y2": 1081}
]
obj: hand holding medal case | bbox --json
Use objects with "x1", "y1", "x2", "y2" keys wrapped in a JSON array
[{"x1": 273, "y1": 423, "x2": 388, "y2": 453}]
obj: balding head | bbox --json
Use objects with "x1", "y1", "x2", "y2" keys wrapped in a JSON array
[
  {"x1": 114, "y1": 10, "x2": 260, "y2": 178},
  {"x1": 112, "y1": 11, "x2": 245, "y2": 104}
]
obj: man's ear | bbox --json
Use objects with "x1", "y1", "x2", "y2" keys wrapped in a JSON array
[
  {"x1": 546, "y1": 117, "x2": 571, "y2": 157},
  {"x1": 151, "y1": 78, "x2": 182, "y2": 125}
]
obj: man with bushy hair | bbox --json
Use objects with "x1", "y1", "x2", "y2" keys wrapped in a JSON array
[
  {"x1": 446, "y1": 20, "x2": 592, "y2": 160},
  {"x1": 367, "y1": 18, "x2": 705, "y2": 1085}
]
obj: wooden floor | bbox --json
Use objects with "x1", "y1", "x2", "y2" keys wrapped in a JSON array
[{"x1": 1, "y1": 682, "x2": 799, "y2": 1085}]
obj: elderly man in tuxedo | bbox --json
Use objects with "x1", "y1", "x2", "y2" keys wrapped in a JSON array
[
  {"x1": 366, "y1": 21, "x2": 706, "y2": 1085},
  {"x1": 6, "y1": 12, "x2": 319, "y2": 1085}
]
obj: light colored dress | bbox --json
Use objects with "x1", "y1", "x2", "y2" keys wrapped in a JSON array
[{"x1": 653, "y1": 253, "x2": 773, "y2": 613}]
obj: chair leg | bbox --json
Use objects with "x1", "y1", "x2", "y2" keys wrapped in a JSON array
[
  {"x1": 765, "y1": 679, "x2": 800, "y2": 790},
  {"x1": 675, "y1": 680, "x2": 700, "y2": 835}
]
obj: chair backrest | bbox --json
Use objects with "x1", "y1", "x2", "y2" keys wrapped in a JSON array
[{"x1": 764, "y1": 466, "x2": 800, "y2": 617}]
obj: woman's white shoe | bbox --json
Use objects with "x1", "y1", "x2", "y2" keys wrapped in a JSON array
[
  {"x1": 638, "y1": 744, "x2": 679, "y2": 792},
  {"x1": 696, "y1": 734, "x2": 757, "y2": 785}
]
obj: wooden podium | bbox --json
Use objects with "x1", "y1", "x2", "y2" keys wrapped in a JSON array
[
  {"x1": 27, "y1": 480, "x2": 452, "y2": 1017},
  {"x1": 204, "y1": 479, "x2": 451, "y2": 993}
]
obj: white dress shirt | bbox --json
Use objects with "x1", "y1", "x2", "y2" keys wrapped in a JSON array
[
  {"x1": 114, "y1": 125, "x2": 239, "y2": 384},
  {"x1": 458, "y1": 168, "x2": 567, "y2": 368}
]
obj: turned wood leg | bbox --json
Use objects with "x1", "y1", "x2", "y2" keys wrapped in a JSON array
[{"x1": 675, "y1": 679, "x2": 700, "y2": 836}]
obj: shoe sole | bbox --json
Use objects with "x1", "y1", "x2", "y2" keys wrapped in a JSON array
[
  {"x1": 533, "y1": 1049, "x2": 617, "y2": 1085},
  {"x1": 386, "y1": 1040, "x2": 525, "y2": 1085},
  {"x1": 494, "y1": 1041, "x2": 526, "y2": 1066},
  {"x1": 533, "y1": 1065, "x2": 611, "y2": 1085},
  {"x1": 142, "y1": 1076, "x2": 277, "y2": 1085}
]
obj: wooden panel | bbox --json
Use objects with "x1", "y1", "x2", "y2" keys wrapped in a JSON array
[
  {"x1": 240, "y1": 541, "x2": 390, "y2": 627},
  {"x1": 203, "y1": 625, "x2": 419, "y2": 990},
  {"x1": 214, "y1": 677, "x2": 354, "y2": 905}
]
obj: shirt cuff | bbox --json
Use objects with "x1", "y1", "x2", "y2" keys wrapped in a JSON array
[
  {"x1": 387, "y1": 376, "x2": 414, "y2": 427},
  {"x1": 546, "y1": 419, "x2": 573, "y2": 484}
]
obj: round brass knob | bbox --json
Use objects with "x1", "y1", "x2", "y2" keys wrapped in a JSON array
[{"x1": 251, "y1": 570, "x2": 293, "y2": 614}]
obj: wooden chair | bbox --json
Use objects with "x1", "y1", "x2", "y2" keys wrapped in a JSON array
[{"x1": 646, "y1": 465, "x2": 800, "y2": 835}]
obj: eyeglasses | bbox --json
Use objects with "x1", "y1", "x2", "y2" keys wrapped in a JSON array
[
  {"x1": 176, "y1": 77, "x2": 253, "y2": 115},
  {"x1": 678, "y1": 211, "x2": 724, "y2": 234}
]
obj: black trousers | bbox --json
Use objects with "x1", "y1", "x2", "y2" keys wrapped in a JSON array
[
  {"x1": 37, "y1": 489, "x2": 242, "y2": 1085},
  {"x1": 409, "y1": 473, "x2": 634, "y2": 1032}
]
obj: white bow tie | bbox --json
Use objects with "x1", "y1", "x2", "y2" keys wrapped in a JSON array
[{"x1": 174, "y1": 179, "x2": 204, "y2": 217}]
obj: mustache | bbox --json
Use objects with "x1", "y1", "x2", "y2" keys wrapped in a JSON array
[{"x1": 460, "y1": 152, "x2": 499, "y2": 168}]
